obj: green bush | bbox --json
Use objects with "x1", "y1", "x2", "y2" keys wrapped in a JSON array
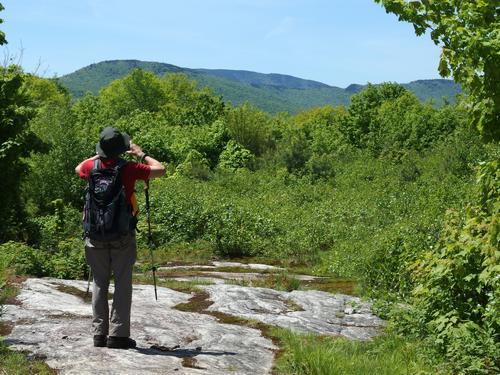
[
  {"x1": 174, "y1": 150, "x2": 212, "y2": 180},
  {"x1": 0, "y1": 242, "x2": 50, "y2": 277},
  {"x1": 405, "y1": 160, "x2": 500, "y2": 373},
  {"x1": 218, "y1": 140, "x2": 254, "y2": 171},
  {"x1": 206, "y1": 201, "x2": 278, "y2": 258},
  {"x1": 226, "y1": 103, "x2": 274, "y2": 156},
  {"x1": 149, "y1": 177, "x2": 210, "y2": 244},
  {"x1": 49, "y1": 238, "x2": 87, "y2": 279}
]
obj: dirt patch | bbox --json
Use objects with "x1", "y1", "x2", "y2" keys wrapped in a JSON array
[
  {"x1": 1, "y1": 318, "x2": 39, "y2": 336},
  {"x1": 182, "y1": 334, "x2": 200, "y2": 345},
  {"x1": 3, "y1": 294, "x2": 22, "y2": 306},
  {"x1": 7, "y1": 275, "x2": 28, "y2": 284},
  {"x1": 47, "y1": 312, "x2": 89, "y2": 320},
  {"x1": 174, "y1": 291, "x2": 214, "y2": 312},
  {"x1": 163, "y1": 261, "x2": 197, "y2": 267},
  {"x1": 150, "y1": 343, "x2": 206, "y2": 370},
  {"x1": 157, "y1": 266, "x2": 270, "y2": 278},
  {"x1": 0, "y1": 321, "x2": 14, "y2": 336},
  {"x1": 182, "y1": 357, "x2": 206, "y2": 370},
  {"x1": 2, "y1": 275, "x2": 27, "y2": 305},
  {"x1": 284, "y1": 298, "x2": 305, "y2": 312},
  {"x1": 55, "y1": 284, "x2": 113, "y2": 303},
  {"x1": 156, "y1": 270, "x2": 217, "y2": 279}
]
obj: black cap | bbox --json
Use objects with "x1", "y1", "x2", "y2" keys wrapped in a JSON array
[{"x1": 96, "y1": 127, "x2": 131, "y2": 158}]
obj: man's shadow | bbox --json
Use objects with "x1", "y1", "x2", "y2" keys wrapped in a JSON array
[{"x1": 135, "y1": 346, "x2": 237, "y2": 358}]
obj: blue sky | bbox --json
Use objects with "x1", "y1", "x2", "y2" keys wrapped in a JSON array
[{"x1": 1, "y1": 0, "x2": 443, "y2": 87}]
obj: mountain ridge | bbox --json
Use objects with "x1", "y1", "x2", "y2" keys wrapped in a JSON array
[{"x1": 58, "y1": 59, "x2": 462, "y2": 114}]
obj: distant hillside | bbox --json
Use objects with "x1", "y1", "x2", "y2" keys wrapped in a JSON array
[{"x1": 58, "y1": 60, "x2": 462, "y2": 114}]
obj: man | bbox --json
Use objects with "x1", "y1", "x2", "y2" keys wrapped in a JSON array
[{"x1": 75, "y1": 127, "x2": 165, "y2": 349}]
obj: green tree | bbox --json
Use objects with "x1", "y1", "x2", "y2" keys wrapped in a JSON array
[
  {"x1": 25, "y1": 105, "x2": 87, "y2": 213},
  {"x1": 23, "y1": 75, "x2": 70, "y2": 109},
  {"x1": 410, "y1": 162, "x2": 500, "y2": 373},
  {"x1": 375, "y1": 0, "x2": 500, "y2": 141},
  {"x1": 226, "y1": 103, "x2": 273, "y2": 156},
  {"x1": 374, "y1": 92, "x2": 460, "y2": 156},
  {"x1": 161, "y1": 73, "x2": 225, "y2": 127},
  {"x1": 342, "y1": 83, "x2": 408, "y2": 148},
  {"x1": 0, "y1": 0, "x2": 42, "y2": 240},
  {"x1": 293, "y1": 105, "x2": 348, "y2": 156},
  {"x1": 174, "y1": 149, "x2": 211, "y2": 180},
  {"x1": 0, "y1": 2, "x2": 7, "y2": 45},
  {"x1": 100, "y1": 68, "x2": 165, "y2": 120},
  {"x1": 0, "y1": 67, "x2": 36, "y2": 240}
]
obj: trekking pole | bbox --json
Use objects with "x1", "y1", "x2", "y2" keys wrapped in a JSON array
[{"x1": 144, "y1": 179, "x2": 158, "y2": 301}]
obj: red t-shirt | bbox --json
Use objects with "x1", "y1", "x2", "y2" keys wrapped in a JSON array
[{"x1": 79, "y1": 158, "x2": 151, "y2": 204}]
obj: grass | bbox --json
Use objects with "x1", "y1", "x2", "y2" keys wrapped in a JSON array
[
  {"x1": 225, "y1": 271, "x2": 359, "y2": 295},
  {"x1": 133, "y1": 273, "x2": 213, "y2": 293},
  {"x1": 136, "y1": 240, "x2": 214, "y2": 267},
  {"x1": 225, "y1": 272, "x2": 302, "y2": 292},
  {"x1": 0, "y1": 342, "x2": 57, "y2": 375},
  {"x1": 301, "y1": 277, "x2": 358, "y2": 295},
  {"x1": 272, "y1": 328, "x2": 442, "y2": 375}
]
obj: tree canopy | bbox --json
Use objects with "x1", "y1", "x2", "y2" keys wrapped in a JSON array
[
  {"x1": 0, "y1": 2, "x2": 6, "y2": 45},
  {"x1": 375, "y1": 0, "x2": 500, "y2": 141}
]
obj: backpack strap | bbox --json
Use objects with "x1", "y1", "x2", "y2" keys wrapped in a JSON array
[
  {"x1": 91, "y1": 158, "x2": 126, "y2": 172},
  {"x1": 115, "y1": 158, "x2": 127, "y2": 171},
  {"x1": 92, "y1": 158, "x2": 101, "y2": 171}
]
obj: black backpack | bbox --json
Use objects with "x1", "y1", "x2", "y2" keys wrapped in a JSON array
[{"x1": 83, "y1": 158, "x2": 131, "y2": 241}]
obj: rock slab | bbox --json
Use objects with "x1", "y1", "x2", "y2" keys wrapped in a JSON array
[
  {"x1": 2, "y1": 277, "x2": 385, "y2": 374},
  {"x1": 2, "y1": 278, "x2": 275, "y2": 375},
  {"x1": 204, "y1": 284, "x2": 385, "y2": 340}
]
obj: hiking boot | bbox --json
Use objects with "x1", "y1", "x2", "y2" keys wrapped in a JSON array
[
  {"x1": 93, "y1": 335, "x2": 107, "y2": 347},
  {"x1": 107, "y1": 336, "x2": 137, "y2": 349}
]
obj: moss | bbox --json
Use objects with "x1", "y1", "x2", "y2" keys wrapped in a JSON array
[
  {"x1": 55, "y1": 283, "x2": 113, "y2": 303},
  {"x1": 174, "y1": 291, "x2": 213, "y2": 312},
  {"x1": 301, "y1": 278, "x2": 358, "y2": 296}
]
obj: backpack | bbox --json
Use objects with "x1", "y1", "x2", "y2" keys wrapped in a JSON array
[{"x1": 83, "y1": 158, "x2": 131, "y2": 241}]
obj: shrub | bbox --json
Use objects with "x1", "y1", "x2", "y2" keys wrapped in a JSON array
[
  {"x1": 174, "y1": 150, "x2": 212, "y2": 180},
  {"x1": 206, "y1": 202, "x2": 277, "y2": 258},
  {"x1": 226, "y1": 103, "x2": 273, "y2": 156},
  {"x1": 0, "y1": 242, "x2": 50, "y2": 277},
  {"x1": 218, "y1": 140, "x2": 254, "y2": 171},
  {"x1": 406, "y1": 160, "x2": 500, "y2": 373},
  {"x1": 49, "y1": 238, "x2": 87, "y2": 279}
]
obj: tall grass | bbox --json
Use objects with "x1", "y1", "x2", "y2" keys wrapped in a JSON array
[{"x1": 273, "y1": 329, "x2": 442, "y2": 375}]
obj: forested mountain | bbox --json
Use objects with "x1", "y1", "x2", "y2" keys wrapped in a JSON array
[{"x1": 58, "y1": 59, "x2": 461, "y2": 113}]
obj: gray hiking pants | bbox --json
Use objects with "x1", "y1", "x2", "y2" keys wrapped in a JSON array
[{"x1": 85, "y1": 233, "x2": 136, "y2": 337}]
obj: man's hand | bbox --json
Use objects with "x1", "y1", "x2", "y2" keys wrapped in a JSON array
[
  {"x1": 127, "y1": 142, "x2": 144, "y2": 158},
  {"x1": 126, "y1": 141, "x2": 165, "y2": 178}
]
